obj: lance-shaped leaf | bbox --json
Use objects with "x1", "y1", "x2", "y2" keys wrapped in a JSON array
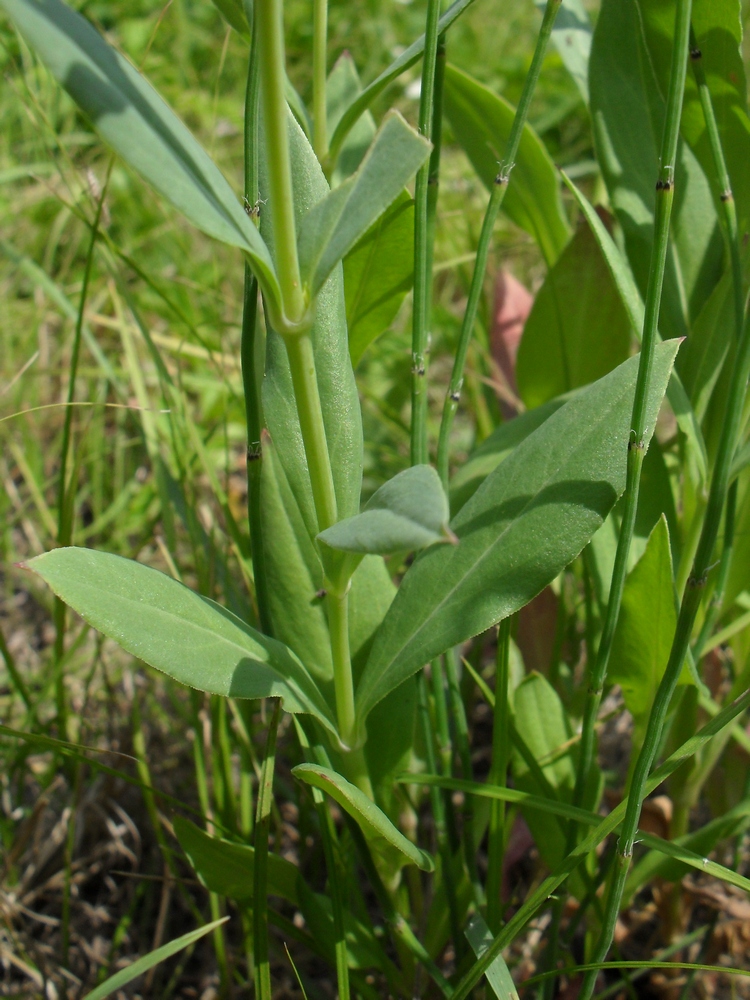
[
  {"x1": 27, "y1": 548, "x2": 338, "y2": 740},
  {"x1": 465, "y1": 913, "x2": 520, "y2": 1000},
  {"x1": 293, "y1": 763, "x2": 434, "y2": 873},
  {"x1": 1, "y1": 0, "x2": 282, "y2": 319},
  {"x1": 174, "y1": 816, "x2": 300, "y2": 904},
  {"x1": 535, "y1": 0, "x2": 591, "y2": 104},
  {"x1": 318, "y1": 465, "x2": 453, "y2": 557},
  {"x1": 209, "y1": 0, "x2": 250, "y2": 39},
  {"x1": 443, "y1": 64, "x2": 571, "y2": 265},
  {"x1": 297, "y1": 112, "x2": 431, "y2": 297},
  {"x1": 354, "y1": 342, "x2": 680, "y2": 735}
]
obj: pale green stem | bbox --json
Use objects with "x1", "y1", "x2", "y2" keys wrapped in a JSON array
[
  {"x1": 410, "y1": 0, "x2": 443, "y2": 465},
  {"x1": 581, "y1": 166, "x2": 750, "y2": 1000},
  {"x1": 312, "y1": 0, "x2": 328, "y2": 161},
  {"x1": 436, "y1": 0, "x2": 562, "y2": 486},
  {"x1": 570, "y1": 0, "x2": 693, "y2": 863},
  {"x1": 328, "y1": 590, "x2": 356, "y2": 749},
  {"x1": 486, "y1": 617, "x2": 511, "y2": 933},
  {"x1": 254, "y1": 698, "x2": 282, "y2": 1000},
  {"x1": 256, "y1": 0, "x2": 306, "y2": 323}
]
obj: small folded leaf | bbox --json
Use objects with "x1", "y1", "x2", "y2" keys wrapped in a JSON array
[
  {"x1": 297, "y1": 112, "x2": 431, "y2": 296},
  {"x1": 209, "y1": 0, "x2": 250, "y2": 39},
  {"x1": 292, "y1": 763, "x2": 434, "y2": 873},
  {"x1": 27, "y1": 548, "x2": 338, "y2": 740},
  {"x1": 318, "y1": 465, "x2": 453, "y2": 555},
  {"x1": 1, "y1": 0, "x2": 282, "y2": 319},
  {"x1": 174, "y1": 816, "x2": 300, "y2": 904}
]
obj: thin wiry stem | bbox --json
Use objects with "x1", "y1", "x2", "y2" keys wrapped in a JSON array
[
  {"x1": 570, "y1": 0, "x2": 694, "y2": 859},
  {"x1": 410, "y1": 0, "x2": 443, "y2": 465},
  {"x1": 254, "y1": 698, "x2": 282, "y2": 1000},
  {"x1": 436, "y1": 0, "x2": 563, "y2": 487},
  {"x1": 486, "y1": 617, "x2": 511, "y2": 933}
]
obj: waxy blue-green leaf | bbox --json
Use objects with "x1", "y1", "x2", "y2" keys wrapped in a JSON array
[
  {"x1": 355, "y1": 343, "x2": 680, "y2": 734},
  {"x1": 589, "y1": 0, "x2": 723, "y2": 340},
  {"x1": 443, "y1": 64, "x2": 571, "y2": 265},
  {"x1": 260, "y1": 110, "x2": 363, "y2": 541},
  {"x1": 562, "y1": 173, "x2": 708, "y2": 479},
  {"x1": 292, "y1": 763, "x2": 434, "y2": 873},
  {"x1": 0, "y1": 0, "x2": 282, "y2": 320},
  {"x1": 609, "y1": 517, "x2": 693, "y2": 756},
  {"x1": 297, "y1": 112, "x2": 430, "y2": 298},
  {"x1": 344, "y1": 190, "x2": 414, "y2": 366},
  {"x1": 318, "y1": 465, "x2": 453, "y2": 556},
  {"x1": 83, "y1": 918, "x2": 228, "y2": 1000},
  {"x1": 450, "y1": 397, "x2": 569, "y2": 515},
  {"x1": 516, "y1": 221, "x2": 631, "y2": 408},
  {"x1": 27, "y1": 548, "x2": 338, "y2": 739},
  {"x1": 174, "y1": 816, "x2": 300, "y2": 904}
]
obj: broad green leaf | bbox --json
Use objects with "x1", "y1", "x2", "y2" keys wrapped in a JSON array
[
  {"x1": 260, "y1": 110, "x2": 363, "y2": 542},
  {"x1": 326, "y1": 52, "x2": 377, "y2": 185},
  {"x1": 589, "y1": 0, "x2": 723, "y2": 340},
  {"x1": 562, "y1": 173, "x2": 708, "y2": 479},
  {"x1": 355, "y1": 343, "x2": 680, "y2": 734},
  {"x1": 260, "y1": 430, "x2": 334, "y2": 683},
  {"x1": 27, "y1": 548, "x2": 338, "y2": 739},
  {"x1": 297, "y1": 112, "x2": 430, "y2": 297},
  {"x1": 318, "y1": 465, "x2": 453, "y2": 556},
  {"x1": 609, "y1": 516, "x2": 692, "y2": 755},
  {"x1": 344, "y1": 190, "x2": 414, "y2": 366},
  {"x1": 535, "y1": 0, "x2": 591, "y2": 103},
  {"x1": 327, "y1": 0, "x2": 477, "y2": 166},
  {"x1": 443, "y1": 64, "x2": 571, "y2": 265},
  {"x1": 209, "y1": 0, "x2": 250, "y2": 38},
  {"x1": 0, "y1": 0, "x2": 282, "y2": 319},
  {"x1": 465, "y1": 913, "x2": 520, "y2": 1000},
  {"x1": 83, "y1": 918, "x2": 228, "y2": 1000},
  {"x1": 637, "y1": 0, "x2": 750, "y2": 233},
  {"x1": 292, "y1": 763, "x2": 434, "y2": 873},
  {"x1": 449, "y1": 397, "x2": 569, "y2": 514},
  {"x1": 516, "y1": 221, "x2": 631, "y2": 408},
  {"x1": 174, "y1": 816, "x2": 301, "y2": 905}
]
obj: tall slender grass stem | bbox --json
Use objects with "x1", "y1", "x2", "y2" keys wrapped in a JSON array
[
  {"x1": 486, "y1": 617, "x2": 511, "y2": 933},
  {"x1": 436, "y1": 0, "x2": 562, "y2": 486},
  {"x1": 570, "y1": 0, "x2": 692, "y2": 837}
]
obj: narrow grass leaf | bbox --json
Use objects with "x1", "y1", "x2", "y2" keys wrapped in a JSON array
[
  {"x1": 356, "y1": 343, "x2": 680, "y2": 733},
  {"x1": 82, "y1": 918, "x2": 228, "y2": 1000},
  {"x1": 27, "y1": 548, "x2": 338, "y2": 738},
  {"x1": 0, "y1": 0, "x2": 282, "y2": 315},
  {"x1": 292, "y1": 764, "x2": 434, "y2": 873},
  {"x1": 465, "y1": 913, "x2": 520, "y2": 1000}
]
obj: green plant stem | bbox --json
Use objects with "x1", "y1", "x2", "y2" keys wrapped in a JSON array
[
  {"x1": 486, "y1": 617, "x2": 511, "y2": 933},
  {"x1": 312, "y1": 0, "x2": 328, "y2": 161},
  {"x1": 255, "y1": 0, "x2": 306, "y2": 324},
  {"x1": 445, "y1": 649, "x2": 483, "y2": 904},
  {"x1": 410, "y1": 0, "x2": 443, "y2": 466},
  {"x1": 435, "y1": 0, "x2": 562, "y2": 486},
  {"x1": 254, "y1": 698, "x2": 281, "y2": 1000},
  {"x1": 240, "y1": 17, "x2": 273, "y2": 636},
  {"x1": 318, "y1": 794, "x2": 351, "y2": 1000},
  {"x1": 692, "y1": 484, "x2": 735, "y2": 658},
  {"x1": 581, "y1": 200, "x2": 750, "y2": 1000},
  {"x1": 328, "y1": 589, "x2": 355, "y2": 750},
  {"x1": 570, "y1": 0, "x2": 693, "y2": 845},
  {"x1": 54, "y1": 174, "x2": 109, "y2": 740},
  {"x1": 450, "y1": 686, "x2": 750, "y2": 1000},
  {"x1": 418, "y1": 671, "x2": 462, "y2": 958}
]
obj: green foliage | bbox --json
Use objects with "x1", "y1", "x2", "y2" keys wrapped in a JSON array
[{"x1": 443, "y1": 63, "x2": 570, "y2": 265}]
